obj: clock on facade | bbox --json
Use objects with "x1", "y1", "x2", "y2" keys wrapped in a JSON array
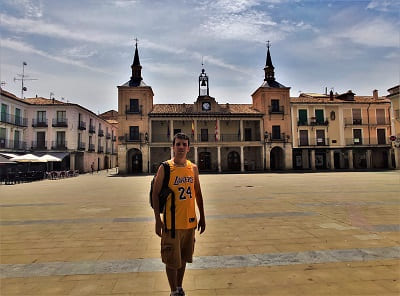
[{"x1": 202, "y1": 102, "x2": 211, "y2": 111}]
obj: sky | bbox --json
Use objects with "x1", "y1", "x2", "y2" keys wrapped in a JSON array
[{"x1": 0, "y1": 0, "x2": 399, "y2": 114}]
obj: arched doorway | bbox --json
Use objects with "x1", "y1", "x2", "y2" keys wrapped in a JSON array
[
  {"x1": 128, "y1": 148, "x2": 143, "y2": 174},
  {"x1": 270, "y1": 147, "x2": 284, "y2": 170},
  {"x1": 198, "y1": 152, "x2": 211, "y2": 171},
  {"x1": 104, "y1": 156, "x2": 109, "y2": 169},
  {"x1": 227, "y1": 151, "x2": 240, "y2": 171}
]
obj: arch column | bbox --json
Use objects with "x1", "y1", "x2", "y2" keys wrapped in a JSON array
[
  {"x1": 217, "y1": 146, "x2": 221, "y2": 172},
  {"x1": 240, "y1": 146, "x2": 244, "y2": 172},
  {"x1": 310, "y1": 149, "x2": 316, "y2": 170},
  {"x1": 194, "y1": 146, "x2": 198, "y2": 165},
  {"x1": 348, "y1": 150, "x2": 354, "y2": 169},
  {"x1": 265, "y1": 147, "x2": 270, "y2": 170}
]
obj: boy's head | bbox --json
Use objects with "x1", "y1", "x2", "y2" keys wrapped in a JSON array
[{"x1": 173, "y1": 132, "x2": 190, "y2": 147}]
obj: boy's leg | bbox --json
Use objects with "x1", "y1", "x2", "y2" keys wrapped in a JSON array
[
  {"x1": 177, "y1": 261, "x2": 186, "y2": 287},
  {"x1": 166, "y1": 267, "x2": 177, "y2": 292}
]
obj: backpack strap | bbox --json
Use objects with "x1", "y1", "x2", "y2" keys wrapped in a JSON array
[{"x1": 161, "y1": 161, "x2": 176, "y2": 239}]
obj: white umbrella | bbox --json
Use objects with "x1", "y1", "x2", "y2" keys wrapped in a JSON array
[
  {"x1": 38, "y1": 154, "x2": 62, "y2": 162},
  {"x1": 10, "y1": 153, "x2": 46, "y2": 162}
]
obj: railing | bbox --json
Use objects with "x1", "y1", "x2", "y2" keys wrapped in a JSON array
[
  {"x1": 52, "y1": 118, "x2": 68, "y2": 127},
  {"x1": 98, "y1": 146, "x2": 104, "y2": 153},
  {"x1": 32, "y1": 118, "x2": 48, "y2": 127},
  {"x1": 106, "y1": 133, "x2": 111, "y2": 139},
  {"x1": 106, "y1": 148, "x2": 111, "y2": 154},
  {"x1": 374, "y1": 119, "x2": 391, "y2": 125},
  {"x1": 89, "y1": 125, "x2": 96, "y2": 133},
  {"x1": 346, "y1": 137, "x2": 390, "y2": 146},
  {"x1": 269, "y1": 133, "x2": 288, "y2": 142},
  {"x1": 346, "y1": 138, "x2": 364, "y2": 145},
  {"x1": 0, "y1": 112, "x2": 27, "y2": 126},
  {"x1": 220, "y1": 134, "x2": 241, "y2": 142},
  {"x1": 98, "y1": 129, "x2": 104, "y2": 137},
  {"x1": 310, "y1": 117, "x2": 329, "y2": 126},
  {"x1": 31, "y1": 141, "x2": 48, "y2": 150},
  {"x1": 78, "y1": 142, "x2": 86, "y2": 150},
  {"x1": 345, "y1": 118, "x2": 363, "y2": 126},
  {"x1": 88, "y1": 144, "x2": 95, "y2": 152},
  {"x1": 268, "y1": 105, "x2": 284, "y2": 114},
  {"x1": 51, "y1": 141, "x2": 68, "y2": 150},
  {"x1": 78, "y1": 121, "x2": 86, "y2": 130},
  {"x1": 152, "y1": 133, "x2": 170, "y2": 142},
  {"x1": 112, "y1": 135, "x2": 116, "y2": 142},
  {"x1": 124, "y1": 133, "x2": 143, "y2": 142},
  {"x1": 125, "y1": 105, "x2": 141, "y2": 115},
  {"x1": 197, "y1": 133, "x2": 217, "y2": 142},
  {"x1": 0, "y1": 139, "x2": 27, "y2": 150}
]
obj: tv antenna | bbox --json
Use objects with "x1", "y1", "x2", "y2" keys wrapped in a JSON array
[{"x1": 14, "y1": 62, "x2": 37, "y2": 99}]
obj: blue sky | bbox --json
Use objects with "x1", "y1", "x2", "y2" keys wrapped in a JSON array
[{"x1": 0, "y1": 0, "x2": 399, "y2": 113}]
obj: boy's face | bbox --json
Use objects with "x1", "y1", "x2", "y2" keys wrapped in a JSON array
[{"x1": 173, "y1": 138, "x2": 190, "y2": 157}]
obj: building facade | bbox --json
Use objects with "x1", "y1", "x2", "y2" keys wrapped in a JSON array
[
  {"x1": 387, "y1": 85, "x2": 400, "y2": 169},
  {"x1": 117, "y1": 43, "x2": 393, "y2": 174},
  {"x1": 0, "y1": 89, "x2": 117, "y2": 172}
]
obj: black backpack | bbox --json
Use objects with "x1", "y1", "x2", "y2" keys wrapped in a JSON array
[{"x1": 149, "y1": 161, "x2": 176, "y2": 238}]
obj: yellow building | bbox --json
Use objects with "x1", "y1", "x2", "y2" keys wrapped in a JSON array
[
  {"x1": 291, "y1": 90, "x2": 392, "y2": 170},
  {"x1": 387, "y1": 85, "x2": 400, "y2": 169}
]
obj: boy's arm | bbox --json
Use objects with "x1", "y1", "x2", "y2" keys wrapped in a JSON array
[
  {"x1": 152, "y1": 165, "x2": 165, "y2": 237},
  {"x1": 193, "y1": 164, "x2": 206, "y2": 234}
]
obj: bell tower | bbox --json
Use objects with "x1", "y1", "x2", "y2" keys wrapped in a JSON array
[{"x1": 199, "y1": 67, "x2": 209, "y2": 97}]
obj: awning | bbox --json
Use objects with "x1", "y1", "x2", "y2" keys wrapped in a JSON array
[
  {"x1": 34, "y1": 152, "x2": 69, "y2": 160},
  {"x1": 10, "y1": 154, "x2": 46, "y2": 162},
  {"x1": 0, "y1": 155, "x2": 17, "y2": 164},
  {"x1": 0, "y1": 153, "x2": 19, "y2": 159}
]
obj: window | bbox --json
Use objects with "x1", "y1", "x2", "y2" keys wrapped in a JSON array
[
  {"x1": 14, "y1": 130, "x2": 20, "y2": 149},
  {"x1": 129, "y1": 126, "x2": 139, "y2": 140},
  {"x1": 272, "y1": 126, "x2": 281, "y2": 140},
  {"x1": 376, "y1": 109, "x2": 385, "y2": 125},
  {"x1": 56, "y1": 131, "x2": 66, "y2": 147},
  {"x1": 57, "y1": 111, "x2": 66, "y2": 121},
  {"x1": 37, "y1": 111, "x2": 46, "y2": 122},
  {"x1": 353, "y1": 129, "x2": 362, "y2": 145},
  {"x1": 15, "y1": 108, "x2": 21, "y2": 125},
  {"x1": 37, "y1": 132, "x2": 46, "y2": 148},
  {"x1": 1, "y1": 103, "x2": 8, "y2": 122},
  {"x1": 316, "y1": 130, "x2": 325, "y2": 146},
  {"x1": 271, "y1": 100, "x2": 280, "y2": 112},
  {"x1": 0, "y1": 128, "x2": 6, "y2": 148},
  {"x1": 315, "y1": 109, "x2": 324, "y2": 124},
  {"x1": 244, "y1": 128, "x2": 252, "y2": 141},
  {"x1": 377, "y1": 129, "x2": 386, "y2": 144},
  {"x1": 352, "y1": 109, "x2": 362, "y2": 125},
  {"x1": 129, "y1": 99, "x2": 139, "y2": 113},
  {"x1": 298, "y1": 109, "x2": 307, "y2": 125},
  {"x1": 201, "y1": 129, "x2": 208, "y2": 142},
  {"x1": 299, "y1": 130, "x2": 308, "y2": 146}
]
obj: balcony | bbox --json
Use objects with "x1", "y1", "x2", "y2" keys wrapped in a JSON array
[
  {"x1": 32, "y1": 118, "x2": 48, "y2": 127},
  {"x1": 269, "y1": 133, "x2": 288, "y2": 142},
  {"x1": 124, "y1": 133, "x2": 143, "y2": 143},
  {"x1": 0, "y1": 112, "x2": 27, "y2": 127},
  {"x1": 31, "y1": 141, "x2": 48, "y2": 150},
  {"x1": 98, "y1": 146, "x2": 104, "y2": 153},
  {"x1": 297, "y1": 119, "x2": 309, "y2": 126},
  {"x1": 197, "y1": 133, "x2": 217, "y2": 142},
  {"x1": 0, "y1": 139, "x2": 27, "y2": 150},
  {"x1": 106, "y1": 133, "x2": 111, "y2": 139},
  {"x1": 88, "y1": 144, "x2": 95, "y2": 152},
  {"x1": 106, "y1": 148, "x2": 111, "y2": 154},
  {"x1": 310, "y1": 117, "x2": 329, "y2": 126},
  {"x1": 268, "y1": 105, "x2": 284, "y2": 114},
  {"x1": 52, "y1": 118, "x2": 68, "y2": 127},
  {"x1": 345, "y1": 118, "x2": 363, "y2": 126},
  {"x1": 89, "y1": 125, "x2": 96, "y2": 134},
  {"x1": 112, "y1": 135, "x2": 116, "y2": 142},
  {"x1": 98, "y1": 129, "x2": 104, "y2": 137},
  {"x1": 78, "y1": 142, "x2": 86, "y2": 151},
  {"x1": 78, "y1": 121, "x2": 86, "y2": 130},
  {"x1": 346, "y1": 138, "x2": 364, "y2": 146},
  {"x1": 51, "y1": 141, "x2": 68, "y2": 150},
  {"x1": 125, "y1": 105, "x2": 141, "y2": 115},
  {"x1": 374, "y1": 119, "x2": 391, "y2": 126}
]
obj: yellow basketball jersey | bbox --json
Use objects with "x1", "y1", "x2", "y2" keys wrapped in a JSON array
[{"x1": 164, "y1": 159, "x2": 197, "y2": 230}]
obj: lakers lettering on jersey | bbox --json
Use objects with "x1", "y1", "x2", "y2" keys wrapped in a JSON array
[{"x1": 164, "y1": 159, "x2": 197, "y2": 230}]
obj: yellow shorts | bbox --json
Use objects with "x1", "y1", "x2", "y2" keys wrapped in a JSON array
[{"x1": 161, "y1": 228, "x2": 196, "y2": 269}]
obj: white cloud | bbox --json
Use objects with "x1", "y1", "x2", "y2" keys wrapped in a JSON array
[
  {"x1": 1, "y1": 38, "x2": 106, "y2": 73},
  {"x1": 61, "y1": 46, "x2": 97, "y2": 59},
  {"x1": 3, "y1": 0, "x2": 43, "y2": 17},
  {"x1": 367, "y1": 0, "x2": 399, "y2": 12}
]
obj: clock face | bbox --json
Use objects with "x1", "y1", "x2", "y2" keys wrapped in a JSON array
[{"x1": 202, "y1": 102, "x2": 211, "y2": 111}]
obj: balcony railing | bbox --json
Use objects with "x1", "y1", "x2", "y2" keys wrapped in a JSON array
[
  {"x1": 31, "y1": 141, "x2": 48, "y2": 150},
  {"x1": 346, "y1": 138, "x2": 364, "y2": 145},
  {"x1": 52, "y1": 118, "x2": 68, "y2": 127},
  {"x1": 88, "y1": 144, "x2": 95, "y2": 152},
  {"x1": 124, "y1": 133, "x2": 143, "y2": 142},
  {"x1": 197, "y1": 133, "x2": 217, "y2": 142},
  {"x1": 78, "y1": 142, "x2": 86, "y2": 151},
  {"x1": 51, "y1": 141, "x2": 68, "y2": 150},
  {"x1": 346, "y1": 137, "x2": 390, "y2": 146},
  {"x1": 374, "y1": 119, "x2": 391, "y2": 125},
  {"x1": 310, "y1": 117, "x2": 329, "y2": 126},
  {"x1": 112, "y1": 135, "x2": 116, "y2": 142},
  {"x1": 32, "y1": 118, "x2": 48, "y2": 127},
  {"x1": 106, "y1": 133, "x2": 111, "y2": 139},
  {"x1": 78, "y1": 121, "x2": 86, "y2": 130},
  {"x1": 125, "y1": 105, "x2": 141, "y2": 115},
  {"x1": 298, "y1": 137, "x2": 329, "y2": 146},
  {"x1": 269, "y1": 105, "x2": 284, "y2": 114},
  {"x1": 0, "y1": 112, "x2": 27, "y2": 126},
  {"x1": 98, "y1": 146, "x2": 104, "y2": 153},
  {"x1": 0, "y1": 139, "x2": 27, "y2": 150},
  {"x1": 106, "y1": 148, "x2": 111, "y2": 154},
  {"x1": 269, "y1": 133, "x2": 288, "y2": 142},
  {"x1": 89, "y1": 125, "x2": 96, "y2": 134},
  {"x1": 220, "y1": 134, "x2": 241, "y2": 142},
  {"x1": 345, "y1": 118, "x2": 363, "y2": 126},
  {"x1": 98, "y1": 129, "x2": 104, "y2": 137}
]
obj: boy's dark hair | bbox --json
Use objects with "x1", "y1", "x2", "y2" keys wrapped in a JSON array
[{"x1": 173, "y1": 132, "x2": 190, "y2": 146}]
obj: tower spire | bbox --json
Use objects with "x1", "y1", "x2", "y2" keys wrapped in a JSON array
[
  {"x1": 264, "y1": 41, "x2": 275, "y2": 81},
  {"x1": 130, "y1": 38, "x2": 142, "y2": 86}
]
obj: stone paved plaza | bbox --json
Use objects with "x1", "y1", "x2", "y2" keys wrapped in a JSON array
[{"x1": 0, "y1": 170, "x2": 399, "y2": 295}]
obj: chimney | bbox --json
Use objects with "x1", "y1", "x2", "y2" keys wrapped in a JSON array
[
  {"x1": 52, "y1": 98, "x2": 55, "y2": 104},
  {"x1": 329, "y1": 90, "x2": 334, "y2": 101},
  {"x1": 373, "y1": 89, "x2": 378, "y2": 100}
]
